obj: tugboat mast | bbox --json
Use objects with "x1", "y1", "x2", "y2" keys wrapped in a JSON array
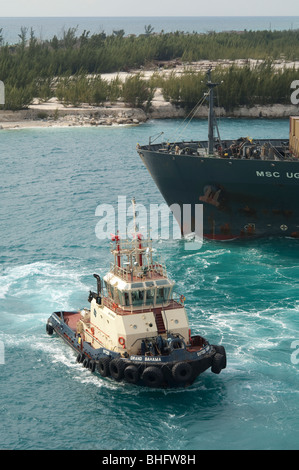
[{"x1": 206, "y1": 68, "x2": 219, "y2": 156}]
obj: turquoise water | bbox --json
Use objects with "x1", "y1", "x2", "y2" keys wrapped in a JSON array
[{"x1": 0, "y1": 118, "x2": 298, "y2": 450}]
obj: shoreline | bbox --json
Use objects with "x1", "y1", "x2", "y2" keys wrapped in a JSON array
[
  {"x1": 1, "y1": 59, "x2": 299, "y2": 130},
  {"x1": 1, "y1": 100, "x2": 298, "y2": 130}
]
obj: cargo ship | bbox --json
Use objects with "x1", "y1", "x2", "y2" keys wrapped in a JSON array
[
  {"x1": 46, "y1": 199, "x2": 226, "y2": 388},
  {"x1": 137, "y1": 69, "x2": 299, "y2": 241}
]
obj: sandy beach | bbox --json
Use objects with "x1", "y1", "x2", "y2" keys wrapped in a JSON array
[{"x1": 1, "y1": 59, "x2": 299, "y2": 130}]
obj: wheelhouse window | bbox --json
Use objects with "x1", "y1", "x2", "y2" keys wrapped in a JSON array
[
  {"x1": 116, "y1": 289, "x2": 125, "y2": 306},
  {"x1": 155, "y1": 280, "x2": 171, "y2": 303},
  {"x1": 145, "y1": 288, "x2": 155, "y2": 305},
  {"x1": 156, "y1": 287, "x2": 170, "y2": 304},
  {"x1": 104, "y1": 280, "x2": 113, "y2": 298},
  {"x1": 123, "y1": 292, "x2": 130, "y2": 306},
  {"x1": 131, "y1": 290, "x2": 144, "y2": 306}
]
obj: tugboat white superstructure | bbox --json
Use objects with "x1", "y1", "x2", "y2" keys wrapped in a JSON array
[{"x1": 46, "y1": 200, "x2": 226, "y2": 387}]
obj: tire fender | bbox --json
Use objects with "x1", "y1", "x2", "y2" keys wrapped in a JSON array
[
  {"x1": 211, "y1": 353, "x2": 225, "y2": 374},
  {"x1": 141, "y1": 366, "x2": 164, "y2": 388},
  {"x1": 97, "y1": 357, "x2": 111, "y2": 377},
  {"x1": 109, "y1": 358, "x2": 126, "y2": 381},
  {"x1": 172, "y1": 362, "x2": 192, "y2": 383},
  {"x1": 124, "y1": 364, "x2": 139, "y2": 384}
]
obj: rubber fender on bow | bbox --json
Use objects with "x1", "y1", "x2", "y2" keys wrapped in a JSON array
[
  {"x1": 172, "y1": 362, "x2": 193, "y2": 383},
  {"x1": 46, "y1": 323, "x2": 54, "y2": 335},
  {"x1": 211, "y1": 353, "x2": 225, "y2": 374},
  {"x1": 212, "y1": 345, "x2": 227, "y2": 369},
  {"x1": 141, "y1": 366, "x2": 164, "y2": 388},
  {"x1": 97, "y1": 357, "x2": 111, "y2": 377}
]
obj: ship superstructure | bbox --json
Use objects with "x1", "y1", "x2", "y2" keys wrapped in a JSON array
[{"x1": 81, "y1": 231, "x2": 186, "y2": 358}]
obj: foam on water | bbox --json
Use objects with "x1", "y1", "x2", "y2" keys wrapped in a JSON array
[{"x1": 0, "y1": 121, "x2": 298, "y2": 449}]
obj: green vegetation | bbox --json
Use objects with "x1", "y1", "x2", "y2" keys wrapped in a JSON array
[
  {"x1": 0, "y1": 26, "x2": 298, "y2": 110},
  {"x1": 160, "y1": 62, "x2": 299, "y2": 111}
]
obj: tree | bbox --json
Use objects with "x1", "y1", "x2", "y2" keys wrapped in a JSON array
[
  {"x1": 18, "y1": 26, "x2": 28, "y2": 49},
  {"x1": 113, "y1": 29, "x2": 125, "y2": 38},
  {"x1": 144, "y1": 24, "x2": 154, "y2": 36},
  {"x1": 122, "y1": 74, "x2": 154, "y2": 109}
]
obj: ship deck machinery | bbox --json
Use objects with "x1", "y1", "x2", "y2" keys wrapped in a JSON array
[{"x1": 137, "y1": 69, "x2": 299, "y2": 240}]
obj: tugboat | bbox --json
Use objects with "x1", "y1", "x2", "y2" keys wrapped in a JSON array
[{"x1": 46, "y1": 200, "x2": 226, "y2": 387}]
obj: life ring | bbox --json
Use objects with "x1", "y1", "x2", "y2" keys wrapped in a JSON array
[
  {"x1": 118, "y1": 337, "x2": 126, "y2": 349},
  {"x1": 172, "y1": 362, "x2": 192, "y2": 383},
  {"x1": 141, "y1": 366, "x2": 164, "y2": 388}
]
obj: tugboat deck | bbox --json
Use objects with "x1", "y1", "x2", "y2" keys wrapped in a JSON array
[{"x1": 57, "y1": 311, "x2": 81, "y2": 331}]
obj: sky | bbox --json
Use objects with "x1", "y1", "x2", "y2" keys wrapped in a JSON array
[{"x1": 0, "y1": 0, "x2": 299, "y2": 17}]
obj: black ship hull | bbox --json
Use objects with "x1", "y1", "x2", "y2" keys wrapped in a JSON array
[{"x1": 138, "y1": 139, "x2": 299, "y2": 240}]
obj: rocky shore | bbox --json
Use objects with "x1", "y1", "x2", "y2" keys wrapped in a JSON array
[
  {"x1": 1, "y1": 95, "x2": 298, "y2": 130},
  {"x1": 0, "y1": 100, "x2": 146, "y2": 129},
  {"x1": 1, "y1": 59, "x2": 299, "y2": 129}
]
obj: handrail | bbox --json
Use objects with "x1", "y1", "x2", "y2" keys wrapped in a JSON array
[
  {"x1": 101, "y1": 293, "x2": 185, "y2": 316},
  {"x1": 269, "y1": 141, "x2": 285, "y2": 160},
  {"x1": 109, "y1": 261, "x2": 168, "y2": 281}
]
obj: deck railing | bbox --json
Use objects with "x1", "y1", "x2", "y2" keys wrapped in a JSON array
[
  {"x1": 102, "y1": 293, "x2": 185, "y2": 316},
  {"x1": 109, "y1": 259, "x2": 167, "y2": 282}
]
